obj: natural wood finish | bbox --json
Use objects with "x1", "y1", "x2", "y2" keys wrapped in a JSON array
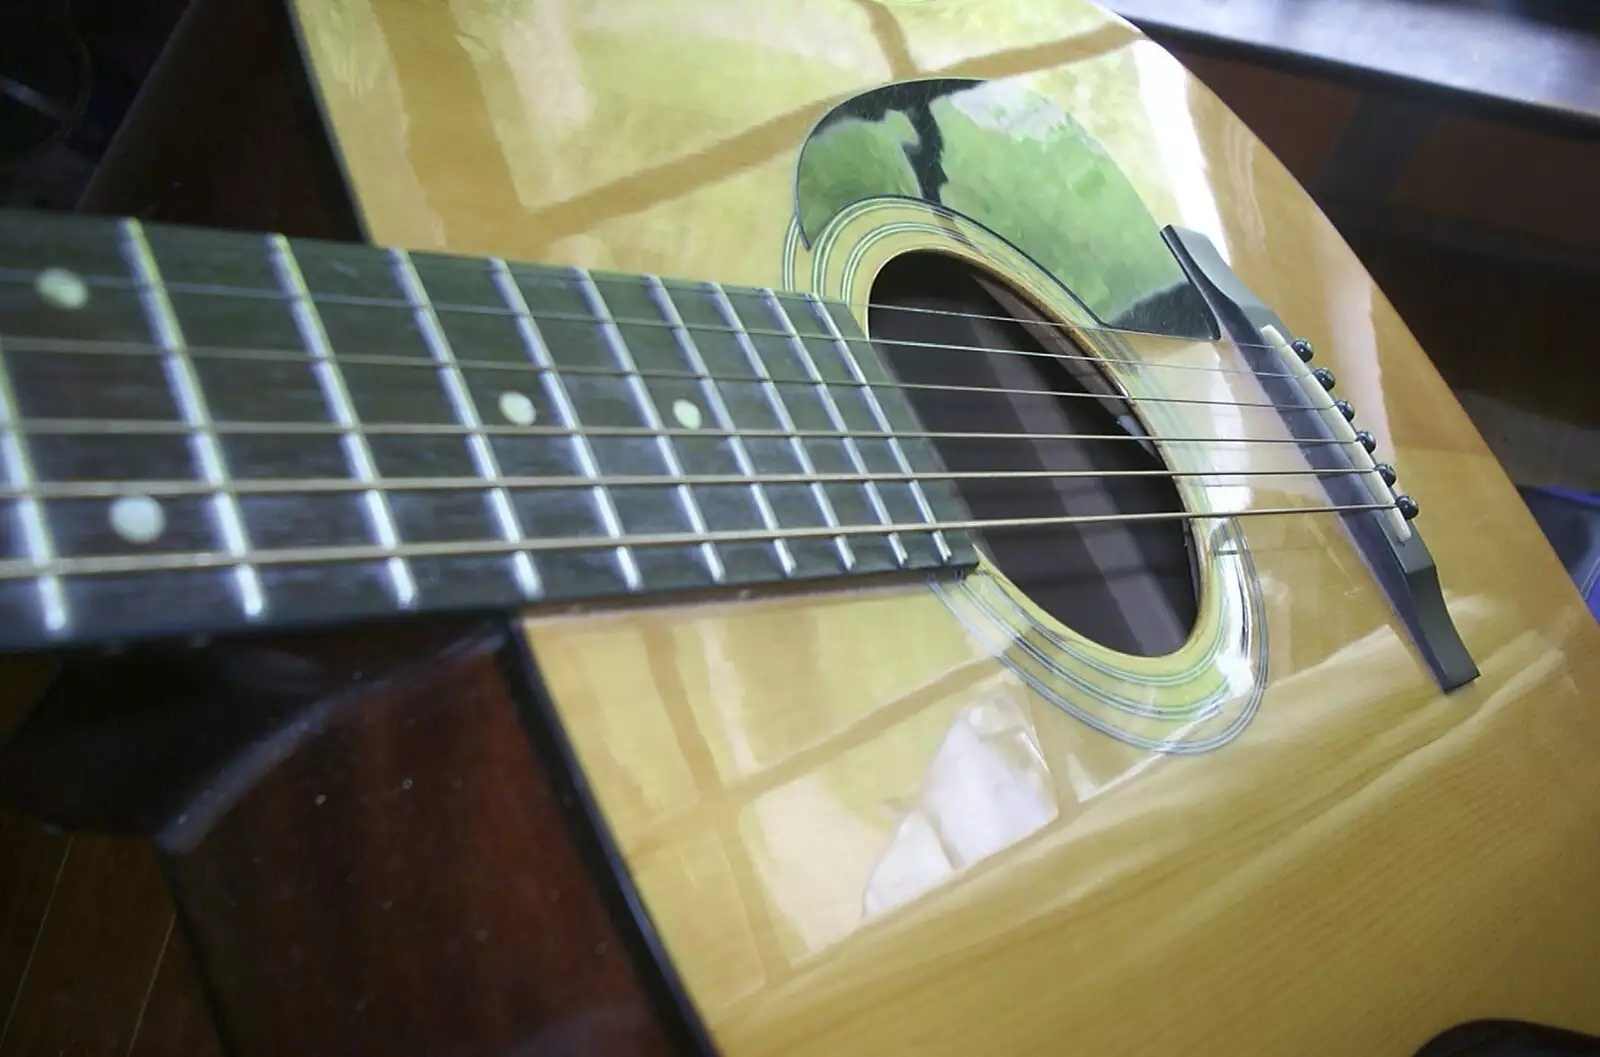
[
  {"x1": 3, "y1": 0, "x2": 1596, "y2": 1054},
  {"x1": 285, "y1": 1, "x2": 1600, "y2": 1054},
  {"x1": 159, "y1": 624, "x2": 679, "y2": 1057}
]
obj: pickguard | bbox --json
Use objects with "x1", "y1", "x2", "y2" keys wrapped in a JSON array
[{"x1": 786, "y1": 78, "x2": 1273, "y2": 751}]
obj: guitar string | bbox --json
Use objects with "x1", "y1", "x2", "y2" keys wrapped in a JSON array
[
  {"x1": 0, "y1": 465, "x2": 1376, "y2": 502},
  {"x1": 0, "y1": 332, "x2": 1335, "y2": 414},
  {"x1": 2, "y1": 266, "x2": 1312, "y2": 382},
  {"x1": 7, "y1": 258, "x2": 1279, "y2": 352},
  {"x1": 0, "y1": 499, "x2": 1398, "y2": 582},
  {"x1": 0, "y1": 330, "x2": 1380, "y2": 499},
  {"x1": 502, "y1": 263, "x2": 1309, "y2": 379},
  {"x1": 0, "y1": 264, "x2": 1391, "y2": 575},
  {"x1": 9, "y1": 415, "x2": 1364, "y2": 448}
]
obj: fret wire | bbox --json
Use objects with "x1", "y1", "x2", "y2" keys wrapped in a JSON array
[
  {"x1": 0, "y1": 334, "x2": 1327, "y2": 413},
  {"x1": 709, "y1": 283, "x2": 856, "y2": 571},
  {"x1": 768, "y1": 292, "x2": 908, "y2": 568},
  {"x1": 489, "y1": 258, "x2": 642, "y2": 591},
  {"x1": 0, "y1": 339, "x2": 66, "y2": 631},
  {"x1": 268, "y1": 235, "x2": 417, "y2": 607},
  {"x1": 0, "y1": 501, "x2": 1399, "y2": 581},
  {"x1": 0, "y1": 465, "x2": 1376, "y2": 501},
  {"x1": 809, "y1": 294, "x2": 955, "y2": 563},
  {"x1": 647, "y1": 276, "x2": 796, "y2": 577},
  {"x1": 121, "y1": 219, "x2": 266, "y2": 619},
  {"x1": 0, "y1": 265, "x2": 1302, "y2": 380},
  {"x1": 578, "y1": 270, "x2": 724, "y2": 583},
  {"x1": 11, "y1": 416, "x2": 1358, "y2": 447},
  {"x1": 391, "y1": 249, "x2": 540, "y2": 598}
]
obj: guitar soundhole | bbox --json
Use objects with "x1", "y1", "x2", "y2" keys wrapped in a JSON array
[{"x1": 869, "y1": 252, "x2": 1199, "y2": 658}]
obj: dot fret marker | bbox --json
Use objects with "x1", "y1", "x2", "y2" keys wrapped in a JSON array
[
  {"x1": 35, "y1": 268, "x2": 90, "y2": 311},
  {"x1": 672, "y1": 398, "x2": 703, "y2": 430},
  {"x1": 109, "y1": 495, "x2": 166, "y2": 544},
  {"x1": 498, "y1": 390, "x2": 537, "y2": 426}
]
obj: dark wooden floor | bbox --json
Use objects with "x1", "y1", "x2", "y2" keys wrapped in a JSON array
[
  {"x1": 1, "y1": 0, "x2": 349, "y2": 1046},
  {"x1": 0, "y1": 813, "x2": 221, "y2": 1057},
  {"x1": 0, "y1": 660, "x2": 219, "y2": 1057}
]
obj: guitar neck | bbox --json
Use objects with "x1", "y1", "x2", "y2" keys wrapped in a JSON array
[{"x1": 0, "y1": 211, "x2": 974, "y2": 651}]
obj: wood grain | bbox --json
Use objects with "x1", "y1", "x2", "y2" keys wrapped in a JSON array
[
  {"x1": 0, "y1": 837, "x2": 172, "y2": 1057},
  {"x1": 0, "y1": 661, "x2": 220, "y2": 1057},
  {"x1": 126, "y1": 924, "x2": 223, "y2": 1057},
  {"x1": 4, "y1": 0, "x2": 1597, "y2": 1054},
  {"x1": 0, "y1": 813, "x2": 68, "y2": 1040},
  {"x1": 281, "y1": 0, "x2": 1600, "y2": 1051},
  {"x1": 160, "y1": 624, "x2": 685, "y2": 1057},
  {"x1": 0, "y1": 664, "x2": 66, "y2": 1021}
]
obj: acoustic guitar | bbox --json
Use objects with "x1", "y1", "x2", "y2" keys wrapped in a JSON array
[{"x1": 2, "y1": 0, "x2": 1600, "y2": 1055}]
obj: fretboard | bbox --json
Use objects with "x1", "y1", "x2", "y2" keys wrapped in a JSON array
[{"x1": 0, "y1": 211, "x2": 975, "y2": 651}]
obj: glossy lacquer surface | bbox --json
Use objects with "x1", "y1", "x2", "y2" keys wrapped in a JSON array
[{"x1": 290, "y1": 1, "x2": 1600, "y2": 1054}]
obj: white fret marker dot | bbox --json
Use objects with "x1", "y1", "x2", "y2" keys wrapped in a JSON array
[
  {"x1": 498, "y1": 390, "x2": 537, "y2": 427},
  {"x1": 109, "y1": 495, "x2": 166, "y2": 544},
  {"x1": 35, "y1": 268, "x2": 89, "y2": 311},
  {"x1": 672, "y1": 399, "x2": 703, "y2": 430}
]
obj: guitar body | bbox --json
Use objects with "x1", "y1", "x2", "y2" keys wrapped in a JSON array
[
  {"x1": 3, "y1": 1, "x2": 1599, "y2": 1055},
  {"x1": 272, "y1": 1, "x2": 1600, "y2": 1053},
  {"x1": 278, "y1": 2, "x2": 1600, "y2": 1055}
]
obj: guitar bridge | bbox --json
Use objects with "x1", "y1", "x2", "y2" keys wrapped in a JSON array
[{"x1": 1165, "y1": 226, "x2": 1478, "y2": 691}]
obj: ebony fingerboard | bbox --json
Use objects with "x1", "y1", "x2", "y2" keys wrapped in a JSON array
[{"x1": 0, "y1": 211, "x2": 975, "y2": 651}]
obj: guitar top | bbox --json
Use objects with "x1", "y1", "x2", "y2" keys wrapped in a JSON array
[
  {"x1": 4, "y1": 0, "x2": 1599, "y2": 1054},
  {"x1": 269, "y1": 0, "x2": 1600, "y2": 1053}
]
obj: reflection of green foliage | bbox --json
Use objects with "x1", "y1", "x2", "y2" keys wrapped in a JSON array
[
  {"x1": 794, "y1": 83, "x2": 1190, "y2": 328},
  {"x1": 931, "y1": 96, "x2": 1184, "y2": 325},
  {"x1": 796, "y1": 113, "x2": 921, "y2": 241}
]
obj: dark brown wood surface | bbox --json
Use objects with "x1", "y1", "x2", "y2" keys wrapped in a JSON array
[
  {"x1": 159, "y1": 626, "x2": 680, "y2": 1057},
  {"x1": 0, "y1": 836, "x2": 174, "y2": 1055},
  {"x1": 0, "y1": 810, "x2": 223, "y2": 1057},
  {"x1": 78, "y1": 0, "x2": 361, "y2": 241},
  {"x1": 1, "y1": 619, "x2": 694, "y2": 1057},
  {"x1": 1, "y1": 617, "x2": 694, "y2": 1055},
  {"x1": 0, "y1": 646, "x2": 219, "y2": 1057},
  {"x1": 0, "y1": 0, "x2": 374, "y2": 1047}
]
